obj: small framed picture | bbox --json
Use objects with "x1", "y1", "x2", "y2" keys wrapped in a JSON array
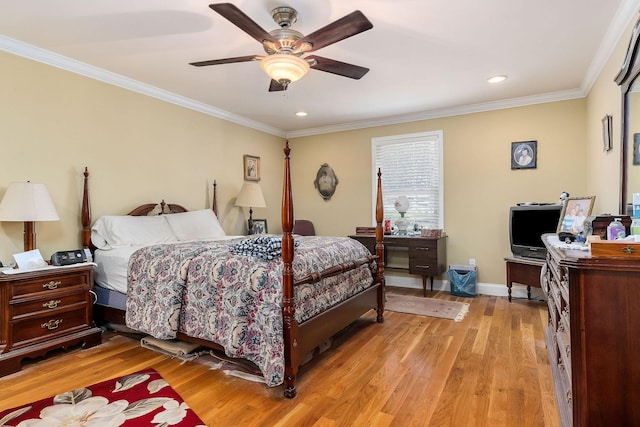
[
  {"x1": 243, "y1": 155, "x2": 260, "y2": 181},
  {"x1": 511, "y1": 140, "x2": 537, "y2": 169},
  {"x1": 602, "y1": 115, "x2": 613, "y2": 152},
  {"x1": 252, "y1": 219, "x2": 268, "y2": 234},
  {"x1": 557, "y1": 196, "x2": 596, "y2": 234},
  {"x1": 634, "y1": 133, "x2": 640, "y2": 165}
]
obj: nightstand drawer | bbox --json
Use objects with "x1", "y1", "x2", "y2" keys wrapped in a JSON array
[
  {"x1": 10, "y1": 291, "x2": 88, "y2": 317},
  {"x1": 9, "y1": 306, "x2": 89, "y2": 349},
  {"x1": 9, "y1": 272, "x2": 90, "y2": 299}
]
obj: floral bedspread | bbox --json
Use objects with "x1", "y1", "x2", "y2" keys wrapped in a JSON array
[{"x1": 125, "y1": 236, "x2": 375, "y2": 386}]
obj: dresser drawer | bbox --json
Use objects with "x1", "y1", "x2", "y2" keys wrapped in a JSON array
[
  {"x1": 9, "y1": 272, "x2": 90, "y2": 299},
  {"x1": 9, "y1": 306, "x2": 89, "y2": 349},
  {"x1": 10, "y1": 291, "x2": 88, "y2": 318}
]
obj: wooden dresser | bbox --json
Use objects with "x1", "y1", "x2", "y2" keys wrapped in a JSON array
[
  {"x1": 0, "y1": 264, "x2": 102, "y2": 376},
  {"x1": 542, "y1": 234, "x2": 640, "y2": 426}
]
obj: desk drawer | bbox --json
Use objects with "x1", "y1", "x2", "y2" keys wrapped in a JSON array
[{"x1": 408, "y1": 239, "x2": 442, "y2": 275}]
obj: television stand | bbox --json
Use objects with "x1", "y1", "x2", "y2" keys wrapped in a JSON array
[{"x1": 504, "y1": 256, "x2": 544, "y2": 302}]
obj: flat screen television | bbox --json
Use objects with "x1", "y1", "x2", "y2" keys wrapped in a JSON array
[{"x1": 509, "y1": 204, "x2": 562, "y2": 259}]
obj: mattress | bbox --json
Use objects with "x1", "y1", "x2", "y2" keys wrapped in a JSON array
[{"x1": 94, "y1": 236, "x2": 241, "y2": 293}]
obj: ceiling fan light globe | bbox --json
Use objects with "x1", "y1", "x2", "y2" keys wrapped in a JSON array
[{"x1": 260, "y1": 54, "x2": 310, "y2": 84}]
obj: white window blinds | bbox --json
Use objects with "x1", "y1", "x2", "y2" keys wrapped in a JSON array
[{"x1": 372, "y1": 131, "x2": 444, "y2": 229}]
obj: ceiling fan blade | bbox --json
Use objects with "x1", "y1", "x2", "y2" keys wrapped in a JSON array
[
  {"x1": 190, "y1": 55, "x2": 258, "y2": 67},
  {"x1": 210, "y1": 3, "x2": 276, "y2": 45},
  {"x1": 295, "y1": 10, "x2": 373, "y2": 53},
  {"x1": 307, "y1": 55, "x2": 369, "y2": 79},
  {"x1": 269, "y1": 80, "x2": 288, "y2": 92}
]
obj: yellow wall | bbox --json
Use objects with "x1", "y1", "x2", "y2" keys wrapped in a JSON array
[
  {"x1": 290, "y1": 100, "x2": 587, "y2": 284},
  {"x1": 585, "y1": 19, "x2": 635, "y2": 214},
  {"x1": 0, "y1": 11, "x2": 636, "y2": 287},
  {"x1": 0, "y1": 51, "x2": 283, "y2": 262}
]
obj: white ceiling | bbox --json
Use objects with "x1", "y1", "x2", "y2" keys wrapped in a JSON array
[{"x1": 0, "y1": 0, "x2": 638, "y2": 137}]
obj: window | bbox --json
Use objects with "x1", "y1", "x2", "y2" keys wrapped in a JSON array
[{"x1": 372, "y1": 131, "x2": 444, "y2": 230}]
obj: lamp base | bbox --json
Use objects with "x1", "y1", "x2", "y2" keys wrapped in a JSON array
[
  {"x1": 395, "y1": 213, "x2": 409, "y2": 235},
  {"x1": 24, "y1": 221, "x2": 35, "y2": 251},
  {"x1": 247, "y1": 207, "x2": 254, "y2": 235}
]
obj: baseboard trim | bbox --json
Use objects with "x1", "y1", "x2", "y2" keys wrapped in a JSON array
[{"x1": 384, "y1": 272, "x2": 546, "y2": 300}]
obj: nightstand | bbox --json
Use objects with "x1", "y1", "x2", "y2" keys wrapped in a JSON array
[{"x1": 0, "y1": 263, "x2": 102, "y2": 376}]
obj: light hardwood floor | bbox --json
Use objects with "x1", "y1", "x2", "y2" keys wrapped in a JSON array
[{"x1": 0, "y1": 289, "x2": 560, "y2": 426}]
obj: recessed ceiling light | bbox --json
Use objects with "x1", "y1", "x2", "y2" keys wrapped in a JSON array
[
  {"x1": 488, "y1": 75, "x2": 507, "y2": 84},
  {"x1": 295, "y1": 111, "x2": 308, "y2": 117}
]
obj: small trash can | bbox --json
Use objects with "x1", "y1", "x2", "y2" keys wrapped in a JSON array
[{"x1": 447, "y1": 264, "x2": 477, "y2": 298}]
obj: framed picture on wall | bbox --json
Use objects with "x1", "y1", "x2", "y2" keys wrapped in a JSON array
[
  {"x1": 602, "y1": 114, "x2": 613, "y2": 152},
  {"x1": 511, "y1": 140, "x2": 537, "y2": 170},
  {"x1": 634, "y1": 133, "x2": 640, "y2": 165},
  {"x1": 244, "y1": 155, "x2": 260, "y2": 181}
]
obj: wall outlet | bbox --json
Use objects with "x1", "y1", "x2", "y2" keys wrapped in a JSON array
[{"x1": 469, "y1": 258, "x2": 476, "y2": 266}]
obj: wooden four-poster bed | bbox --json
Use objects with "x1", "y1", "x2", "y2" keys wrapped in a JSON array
[{"x1": 81, "y1": 141, "x2": 385, "y2": 398}]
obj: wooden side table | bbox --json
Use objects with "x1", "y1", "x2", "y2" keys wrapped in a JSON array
[
  {"x1": 0, "y1": 263, "x2": 102, "y2": 376},
  {"x1": 504, "y1": 256, "x2": 544, "y2": 302}
]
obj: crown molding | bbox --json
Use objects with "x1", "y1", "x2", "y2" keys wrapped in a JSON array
[
  {"x1": 284, "y1": 89, "x2": 586, "y2": 138},
  {"x1": 0, "y1": 35, "x2": 286, "y2": 138}
]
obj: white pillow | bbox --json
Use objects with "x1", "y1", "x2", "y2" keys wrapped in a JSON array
[
  {"x1": 91, "y1": 215, "x2": 178, "y2": 249},
  {"x1": 164, "y1": 209, "x2": 226, "y2": 241}
]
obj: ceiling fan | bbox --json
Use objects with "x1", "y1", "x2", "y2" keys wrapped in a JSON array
[{"x1": 190, "y1": 3, "x2": 373, "y2": 91}]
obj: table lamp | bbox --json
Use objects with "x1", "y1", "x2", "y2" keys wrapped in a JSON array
[
  {"x1": 0, "y1": 182, "x2": 60, "y2": 251},
  {"x1": 235, "y1": 182, "x2": 266, "y2": 234}
]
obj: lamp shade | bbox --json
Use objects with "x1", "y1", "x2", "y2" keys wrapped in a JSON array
[
  {"x1": 0, "y1": 182, "x2": 60, "y2": 221},
  {"x1": 260, "y1": 54, "x2": 310, "y2": 85},
  {"x1": 235, "y1": 182, "x2": 266, "y2": 208}
]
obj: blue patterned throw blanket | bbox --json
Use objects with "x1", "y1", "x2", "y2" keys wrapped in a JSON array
[
  {"x1": 230, "y1": 235, "x2": 300, "y2": 260},
  {"x1": 125, "y1": 236, "x2": 375, "y2": 386}
]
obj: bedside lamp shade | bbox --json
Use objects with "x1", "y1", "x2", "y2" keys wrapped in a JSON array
[
  {"x1": 235, "y1": 182, "x2": 266, "y2": 234},
  {"x1": 0, "y1": 182, "x2": 60, "y2": 251}
]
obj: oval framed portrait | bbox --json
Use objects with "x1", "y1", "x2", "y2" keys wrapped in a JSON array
[{"x1": 314, "y1": 163, "x2": 338, "y2": 200}]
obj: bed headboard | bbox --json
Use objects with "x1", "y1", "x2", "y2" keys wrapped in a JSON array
[{"x1": 81, "y1": 167, "x2": 217, "y2": 249}]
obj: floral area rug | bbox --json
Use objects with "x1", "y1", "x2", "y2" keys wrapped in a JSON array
[{"x1": 0, "y1": 368, "x2": 205, "y2": 426}]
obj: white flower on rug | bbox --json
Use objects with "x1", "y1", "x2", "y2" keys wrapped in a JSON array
[
  {"x1": 15, "y1": 396, "x2": 128, "y2": 427},
  {"x1": 151, "y1": 400, "x2": 189, "y2": 425}
]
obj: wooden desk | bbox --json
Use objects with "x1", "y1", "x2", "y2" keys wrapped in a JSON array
[
  {"x1": 349, "y1": 235, "x2": 447, "y2": 296},
  {"x1": 504, "y1": 256, "x2": 544, "y2": 302}
]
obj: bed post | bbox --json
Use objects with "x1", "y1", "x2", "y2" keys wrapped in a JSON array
[
  {"x1": 82, "y1": 167, "x2": 91, "y2": 249},
  {"x1": 281, "y1": 140, "x2": 299, "y2": 399},
  {"x1": 375, "y1": 168, "x2": 385, "y2": 323}
]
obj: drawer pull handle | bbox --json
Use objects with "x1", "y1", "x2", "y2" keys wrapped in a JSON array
[
  {"x1": 415, "y1": 247, "x2": 430, "y2": 251},
  {"x1": 43, "y1": 300, "x2": 61, "y2": 309},
  {"x1": 416, "y1": 265, "x2": 431, "y2": 269},
  {"x1": 41, "y1": 319, "x2": 63, "y2": 330},
  {"x1": 43, "y1": 281, "x2": 62, "y2": 290}
]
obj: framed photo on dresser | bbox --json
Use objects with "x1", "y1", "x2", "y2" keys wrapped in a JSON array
[{"x1": 557, "y1": 196, "x2": 595, "y2": 234}]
